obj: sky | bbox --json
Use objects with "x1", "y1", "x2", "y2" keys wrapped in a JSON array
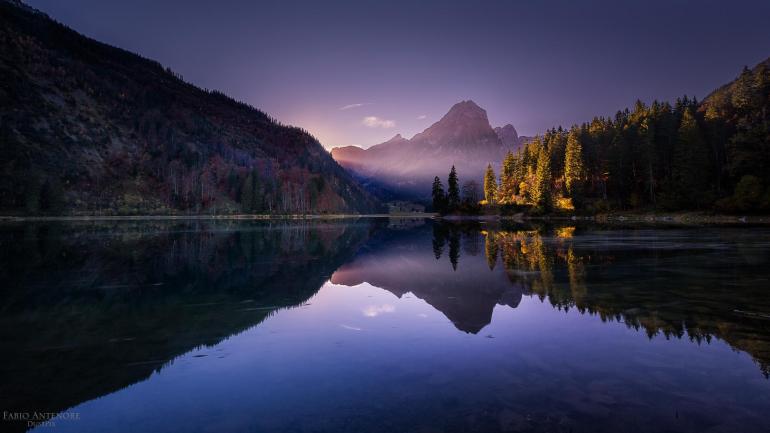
[{"x1": 27, "y1": 0, "x2": 770, "y2": 149}]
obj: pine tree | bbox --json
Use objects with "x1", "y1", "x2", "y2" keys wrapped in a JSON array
[
  {"x1": 732, "y1": 66, "x2": 756, "y2": 112},
  {"x1": 484, "y1": 232, "x2": 498, "y2": 270},
  {"x1": 673, "y1": 108, "x2": 710, "y2": 207},
  {"x1": 448, "y1": 228, "x2": 460, "y2": 271},
  {"x1": 532, "y1": 144, "x2": 552, "y2": 210},
  {"x1": 483, "y1": 164, "x2": 498, "y2": 205},
  {"x1": 498, "y1": 151, "x2": 516, "y2": 204},
  {"x1": 727, "y1": 65, "x2": 770, "y2": 183},
  {"x1": 432, "y1": 223, "x2": 447, "y2": 259},
  {"x1": 564, "y1": 128, "x2": 584, "y2": 198},
  {"x1": 447, "y1": 165, "x2": 460, "y2": 210},
  {"x1": 431, "y1": 176, "x2": 446, "y2": 213}
]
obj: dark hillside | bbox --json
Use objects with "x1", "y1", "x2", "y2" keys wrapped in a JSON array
[{"x1": 0, "y1": 0, "x2": 380, "y2": 215}]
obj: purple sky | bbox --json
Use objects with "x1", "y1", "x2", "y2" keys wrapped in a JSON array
[{"x1": 27, "y1": 0, "x2": 770, "y2": 149}]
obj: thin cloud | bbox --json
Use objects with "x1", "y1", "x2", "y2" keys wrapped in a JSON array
[
  {"x1": 362, "y1": 116, "x2": 395, "y2": 128},
  {"x1": 362, "y1": 304, "x2": 395, "y2": 317},
  {"x1": 340, "y1": 102, "x2": 372, "y2": 111},
  {"x1": 417, "y1": 114, "x2": 427, "y2": 120}
]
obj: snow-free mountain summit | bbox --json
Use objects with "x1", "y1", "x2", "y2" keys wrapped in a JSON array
[{"x1": 331, "y1": 101, "x2": 525, "y2": 198}]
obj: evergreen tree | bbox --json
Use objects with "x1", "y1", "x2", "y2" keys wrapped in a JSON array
[
  {"x1": 483, "y1": 164, "x2": 498, "y2": 204},
  {"x1": 640, "y1": 118, "x2": 658, "y2": 204},
  {"x1": 447, "y1": 165, "x2": 460, "y2": 210},
  {"x1": 448, "y1": 228, "x2": 460, "y2": 271},
  {"x1": 673, "y1": 108, "x2": 711, "y2": 207},
  {"x1": 532, "y1": 144, "x2": 553, "y2": 210},
  {"x1": 432, "y1": 223, "x2": 447, "y2": 259},
  {"x1": 484, "y1": 232, "x2": 498, "y2": 270},
  {"x1": 431, "y1": 176, "x2": 446, "y2": 213},
  {"x1": 732, "y1": 66, "x2": 756, "y2": 112},
  {"x1": 424, "y1": 64, "x2": 770, "y2": 214},
  {"x1": 512, "y1": 150, "x2": 527, "y2": 193},
  {"x1": 564, "y1": 128, "x2": 584, "y2": 199},
  {"x1": 498, "y1": 151, "x2": 517, "y2": 204},
  {"x1": 727, "y1": 65, "x2": 770, "y2": 183}
]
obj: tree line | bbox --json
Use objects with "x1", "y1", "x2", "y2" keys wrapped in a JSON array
[
  {"x1": 431, "y1": 166, "x2": 483, "y2": 214},
  {"x1": 433, "y1": 62, "x2": 770, "y2": 214}
]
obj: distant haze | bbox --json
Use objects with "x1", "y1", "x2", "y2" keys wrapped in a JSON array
[
  {"x1": 28, "y1": 0, "x2": 770, "y2": 148},
  {"x1": 332, "y1": 100, "x2": 525, "y2": 199}
]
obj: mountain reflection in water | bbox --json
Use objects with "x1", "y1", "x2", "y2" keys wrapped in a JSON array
[{"x1": 1, "y1": 218, "x2": 770, "y2": 433}]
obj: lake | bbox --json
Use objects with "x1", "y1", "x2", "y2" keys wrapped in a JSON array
[{"x1": 2, "y1": 218, "x2": 770, "y2": 433}]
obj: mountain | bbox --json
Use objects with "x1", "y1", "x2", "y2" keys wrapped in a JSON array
[
  {"x1": 0, "y1": 0, "x2": 380, "y2": 215},
  {"x1": 494, "y1": 124, "x2": 519, "y2": 147},
  {"x1": 330, "y1": 222, "x2": 524, "y2": 333},
  {"x1": 0, "y1": 220, "x2": 376, "y2": 433},
  {"x1": 331, "y1": 100, "x2": 524, "y2": 199}
]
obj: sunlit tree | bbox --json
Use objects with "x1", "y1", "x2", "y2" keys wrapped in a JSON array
[
  {"x1": 498, "y1": 151, "x2": 517, "y2": 204},
  {"x1": 483, "y1": 164, "x2": 498, "y2": 205},
  {"x1": 532, "y1": 143, "x2": 552, "y2": 210},
  {"x1": 484, "y1": 231, "x2": 498, "y2": 270},
  {"x1": 564, "y1": 128, "x2": 584, "y2": 198}
]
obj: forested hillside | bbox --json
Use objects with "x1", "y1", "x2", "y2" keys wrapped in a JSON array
[
  {"x1": 463, "y1": 59, "x2": 770, "y2": 214},
  {"x1": 0, "y1": 0, "x2": 380, "y2": 215}
]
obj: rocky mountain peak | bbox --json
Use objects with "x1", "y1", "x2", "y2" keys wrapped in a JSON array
[
  {"x1": 416, "y1": 99, "x2": 496, "y2": 143},
  {"x1": 440, "y1": 100, "x2": 488, "y2": 123},
  {"x1": 494, "y1": 124, "x2": 520, "y2": 148}
]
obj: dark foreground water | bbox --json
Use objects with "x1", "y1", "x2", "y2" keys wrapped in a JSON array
[{"x1": 2, "y1": 219, "x2": 770, "y2": 433}]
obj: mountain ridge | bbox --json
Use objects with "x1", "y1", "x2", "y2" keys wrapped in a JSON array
[
  {"x1": 331, "y1": 100, "x2": 524, "y2": 198},
  {"x1": 0, "y1": 0, "x2": 380, "y2": 215}
]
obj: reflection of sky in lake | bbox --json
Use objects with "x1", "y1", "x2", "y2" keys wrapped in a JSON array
[
  {"x1": 42, "y1": 279, "x2": 770, "y2": 433},
  {"x1": 5, "y1": 221, "x2": 768, "y2": 433}
]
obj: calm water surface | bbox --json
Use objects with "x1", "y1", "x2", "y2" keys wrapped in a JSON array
[{"x1": 2, "y1": 219, "x2": 770, "y2": 433}]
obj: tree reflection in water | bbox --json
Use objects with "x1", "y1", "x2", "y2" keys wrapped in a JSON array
[{"x1": 430, "y1": 221, "x2": 770, "y2": 376}]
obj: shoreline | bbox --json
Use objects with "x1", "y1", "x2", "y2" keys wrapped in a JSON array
[
  {"x1": 446, "y1": 212, "x2": 770, "y2": 225},
  {"x1": 1, "y1": 212, "x2": 769, "y2": 225},
  {"x1": 0, "y1": 213, "x2": 436, "y2": 222}
]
